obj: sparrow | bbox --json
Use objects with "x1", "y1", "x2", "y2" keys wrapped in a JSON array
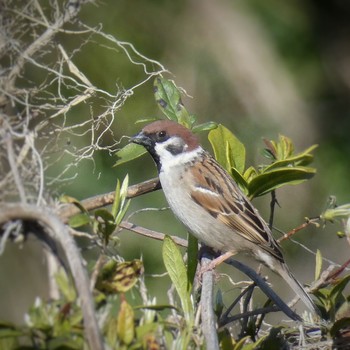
[{"x1": 131, "y1": 119, "x2": 317, "y2": 314}]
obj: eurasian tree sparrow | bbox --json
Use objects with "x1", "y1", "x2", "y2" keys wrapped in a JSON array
[{"x1": 131, "y1": 120, "x2": 317, "y2": 314}]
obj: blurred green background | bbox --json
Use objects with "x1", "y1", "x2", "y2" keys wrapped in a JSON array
[{"x1": 1, "y1": 0, "x2": 350, "y2": 322}]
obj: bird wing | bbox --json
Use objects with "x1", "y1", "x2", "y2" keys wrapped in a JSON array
[{"x1": 189, "y1": 154, "x2": 283, "y2": 262}]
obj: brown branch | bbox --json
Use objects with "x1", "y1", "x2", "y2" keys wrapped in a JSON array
[
  {"x1": 277, "y1": 217, "x2": 320, "y2": 243},
  {"x1": 119, "y1": 221, "x2": 187, "y2": 247},
  {"x1": 59, "y1": 177, "x2": 160, "y2": 222},
  {"x1": 0, "y1": 203, "x2": 104, "y2": 350},
  {"x1": 326, "y1": 257, "x2": 350, "y2": 282}
]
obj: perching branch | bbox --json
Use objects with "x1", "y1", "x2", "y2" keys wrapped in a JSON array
[
  {"x1": 59, "y1": 177, "x2": 161, "y2": 222},
  {"x1": 0, "y1": 203, "x2": 104, "y2": 350},
  {"x1": 59, "y1": 177, "x2": 301, "y2": 321},
  {"x1": 200, "y1": 254, "x2": 220, "y2": 350}
]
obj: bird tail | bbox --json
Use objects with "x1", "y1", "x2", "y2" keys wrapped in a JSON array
[{"x1": 274, "y1": 261, "x2": 318, "y2": 315}]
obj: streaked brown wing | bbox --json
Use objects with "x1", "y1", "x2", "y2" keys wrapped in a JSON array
[{"x1": 190, "y1": 154, "x2": 283, "y2": 262}]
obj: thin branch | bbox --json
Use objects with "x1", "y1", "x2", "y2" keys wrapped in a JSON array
[
  {"x1": 223, "y1": 257, "x2": 301, "y2": 321},
  {"x1": 220, "y1": 283, "x2": 255, "y2": 325},
  {"x1": 59, "y1": 177, "x2": 161, "y2": 222},
  {"x1": 0, "y1": 203, "x2": 104, "y2": 350},
  {"x1": 221, "y1": 305, "x2": 281, "y2": 325},
  {"x1": 5, "y1": 133, "x2": 27, "y2": 203},
  {"x1": 5, "y1": 0, "x2": 91, "y2": 90},
  {"x1": 278, "y1": 217, "x2": 320, "y2": 243},
  {"x1": 326, "y1": 257, "x2": 350, "y2": 281},
  {"x1": 200, "y1": 254, "x2": 219, "y2": 350},
  {"x1": 119, "y1": 221, "x2": 188, "y2": 248},
  {"x1": 269, "y1": 190, "x2": 278, "y2": 230}
]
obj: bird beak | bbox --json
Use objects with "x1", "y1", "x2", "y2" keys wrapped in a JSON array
[{"x1": 130, "y1": 132, "x2": 153, "y2": 148}]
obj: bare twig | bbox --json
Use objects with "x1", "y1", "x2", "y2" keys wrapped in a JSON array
[
  {"x1": 220, "y1": 283, "x2": 255, "y2": 325},
  {"x1": 326, "y1": 257, "x2": 350, "y2": 281},
  {"x1": 0, "y1": 203, "x2": 104, "y2": 350},
  {"x1": 223, "y1": 257, "x2": 301, "y2": 321},
  {"x1": 269, "y1": 190, "x2": 278, "y2": 230},
  {"x1": 278, "y1": 217, "x2": 320, "y2": 243},
  {"x1": 119, "y1": 221, "x2": 188, "y2": 248},
  {"x1": 221, "y1": 305, "x2": 281, "y2": 325},
  {"x1": 4, "y1": 133, "x2": 27, "y2": 203},
  {"x1": 5, "y1": 0, "x2": 91, "y2": 90}
]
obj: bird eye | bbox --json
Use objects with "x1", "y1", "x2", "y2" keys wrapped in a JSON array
[{"x1": 157, "y1": 130, "x2": 166, "y2": 139}]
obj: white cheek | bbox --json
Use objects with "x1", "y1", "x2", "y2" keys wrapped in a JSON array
[
  {"x1": 154, "y1": 140, "x2": 202, "y2": 172},
  {"x1": 154, "y1": 142, "x2": 175, "y2": 164}
]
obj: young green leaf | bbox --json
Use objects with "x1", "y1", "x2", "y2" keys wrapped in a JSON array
[
  {"x1": 55, "y1": 269, "x2": 76, "y2": 302},
  {"x1": 111, "y1": 179, "x2": 121, "y2": 219},
  {"x1": 162, "y1": 235, "x2": 193, "y2": 321},
  {"x1": 68, "y1": 213, "x2": 90, "y2": 228},
  {"x1": 114, "y1": 143, "x2": 147, "y2": 167},
  {"x1": 117, "y1": 300, "x2": 135, "y2": 345},
  {"x1": 230, "y1": 167, "x2": 249, "y2": 194},
  {"x1": 59, "y1": 195, "x2": 88, "y2": 214},
  {"x1": 153, "y1": 77, "x2": 192, "y2": 127},
  {"x1": 208, "y1": 124, "x2": 246, "y2": 174},
  {"x1": 247, "y1": 166, "x2": 316, "y2": 199},
  {"x1": 315, "y1": 249, "x2": 323, "y2": 281},
  {"x1": 321, "y1": 203, "x2": 350, "y2": 222},
  {"x1": 192, "y1": 121, "x2": 218, "y2": 133}
]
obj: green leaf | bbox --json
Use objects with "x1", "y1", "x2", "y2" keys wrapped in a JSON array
[
  {"x1": 59, "y1": 195, "x2": 87, "y2": 214},
  {"x1": 247, "y1": 166, "x2": 316, "y2": 198},
  {"x1": 263, "y1": 145, "x2": 318, "y2": 172},
  {"x1": 232, "y1": 336, "x2": 250, "y2": 350},
  {"x1": 330, "y1": 317, "x2": 350, "y2": 338},
  {"x1": 186, "y1": 233, "x2": 198, "y2": 293},
  {"x1": 55, "y1": 269, "x2": 76, "y2": 302},
  {"x1": 243, "y1": 166, "x2": 258, "y2": 183},
  {"x1": 68, "y1": 213, "x2": 90, "y2": 228},
  {"x1": 330, "y1": 275, "x2": 350, "y2": 302},
  {"x1": 230, "y1": 167, "x2": 249, "y2": 195},
  {"x1": 134, "y1": 304, "x2": 178, "y2": 311},
  {"x1": 192, "y1": 121, "x2": 218, "y2": 133},
  {"x1": 115, "y1": 175, "x2": 130, "y2": 224},
  {"x1": 96, "y1": 259, "x2": 143, "y2": 294},
  {"x1": 208, "y1": 124, "x2": 245, "y2": 174},
  {"x1": 114, "y1": 143, "x2": 147, "y2": 167},
  {"x1": 321, "y1": 204, "x2": 350, "y2": 222},
  {"x1": 153, "y1": 77, "x2": 192, "y2": 127},
  {"x1": 111, "y1": 179, "x2": 121, "y2": 218},
  {"x1": 94, "y1": 209, "x2": 117, "y2": 244},
  {"x1": 94, "y1": 209, "x2": 114, "y2": 222},
  {"x1": 162, "y1": 235, "x2": 193, "y2": 321},
  {"x1": 315, "y1": 249, "x2": 323, "y2": 281},
  {"x1": 0, "y1": 327, "x2": 22, "y2": 339},
  {"x1": 48, "y1": 337, "x2": 83, "y2": 350},
  {"x1": 117, "y1": 300, "x2": 135, "y2": 345}
]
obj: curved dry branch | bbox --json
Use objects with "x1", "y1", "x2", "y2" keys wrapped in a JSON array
[
  {"x1": 0, "y1": 203, "x2": 104, "y2": 350},
  {"x1": 5, "y1": 0, "x2": 91, "y2": 91}
]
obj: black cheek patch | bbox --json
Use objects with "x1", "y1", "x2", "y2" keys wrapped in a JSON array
[{"x1": 165, "y1": 144, "x2": 184, "y2": 155}]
